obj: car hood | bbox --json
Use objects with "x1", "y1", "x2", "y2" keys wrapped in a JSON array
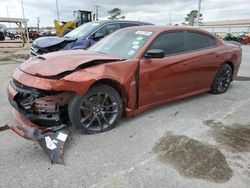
[
  {"x1": 33, "y1": 36, "x2": 76, "y2": 48},
  {"x1": 19, "y1": 50, "x2": 121, "y2": 77}
]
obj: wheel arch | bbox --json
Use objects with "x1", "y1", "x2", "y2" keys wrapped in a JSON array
[
  {"x1": 90, "y1": 79, "x2": 128, "y2": 105},
  {"x1": 224, "y1": 61, "x2": 234, "y2": 80}
]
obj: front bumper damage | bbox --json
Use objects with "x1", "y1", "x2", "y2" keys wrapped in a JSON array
[
  {"x1": 0, "y1": 122, "x2": 70, "y2": 164},
  {"x1": 0, "y1": 80, "x2": 73, "y2": 164}
]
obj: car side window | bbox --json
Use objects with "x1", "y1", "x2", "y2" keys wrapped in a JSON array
[
  {"x1": 149, "y1": 31, "x2": 185, "y2": 56},
  {"x1": 186, "y1": 32, "x2": 216, "y2": 51},
  {"x1": 120, "y1": 23, "x2": 140, "y2": 28},
  {"x1": 96, "y1": 23, "x2": 120, "y2": 37},
  {"x1": 208, "y1": 37, "x2": 216, "y2": 47}
]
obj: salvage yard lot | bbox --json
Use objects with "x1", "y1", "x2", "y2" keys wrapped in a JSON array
[{"x1": 0, "y1": 46, "x2": 250, "y2": 188}]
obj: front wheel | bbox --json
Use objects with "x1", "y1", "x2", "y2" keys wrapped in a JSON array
[
  {"x1": 68, "y1": 84, "x2": 123, "y2": 134},
  {"x1": 210, "y1": 64, "x2": 233, "y2": 94}
]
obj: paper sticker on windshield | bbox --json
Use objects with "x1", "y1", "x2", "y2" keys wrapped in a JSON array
[
  {"x1": 136, "y1": 36, "x2": 144, "y2": 41},
  {"x1": 128, "y1": 50, "x2": 136, "y2": 56},
  {"x1": 135, "y1": 31, "x2": 152, "y2": 36},
  {"x1": 132, "y1": 41, "x2": 140, "y2": 45},
  {"x1": 132, "y1": 45, "x2": 140, "y2": 50}
]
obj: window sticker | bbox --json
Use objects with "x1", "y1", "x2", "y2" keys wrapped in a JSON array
[
  {"x1": 136, "y1": 36, "x2": 144, "y2": 41},
  {"x1": 132, "y1": 45, "x2": 140, "y2": 50},
  {"x1": 128, "y1": 50, "x2": 136, "y2": 56},
  {"x1": 135, "y1": 31, "x2": 152, "y2": 36},
  {"x1": 132, "y1": 41, "x2": 140, "y2": 45}
]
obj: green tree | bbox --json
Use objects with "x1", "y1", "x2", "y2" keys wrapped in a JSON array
[
  {"x1": 108, "y1": 8, "x2": 125, "y2": 20},
  {"x1": 185, "y1": 10, "x2": 203, "y2": 26}
]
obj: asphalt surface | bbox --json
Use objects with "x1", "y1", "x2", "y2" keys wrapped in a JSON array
[{"x1": 0, "y1": 46, "x2": 250, "y2": 188}]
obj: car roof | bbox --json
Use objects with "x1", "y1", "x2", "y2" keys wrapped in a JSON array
[
  {"x1": 122, "y1": 25, "x2": 215, "y2": 36},
  {"x1": 94, "y1": 20, "x2": 153, "y2": 26}
]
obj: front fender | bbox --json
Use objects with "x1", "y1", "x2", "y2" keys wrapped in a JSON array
[{"x1": 63, "y1": 59, "x2": 139, "y2": 110}]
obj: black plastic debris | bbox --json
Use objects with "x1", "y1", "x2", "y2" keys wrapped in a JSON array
[{"x1": 0, "y1": 124, "x2": 71, "y2": 164}]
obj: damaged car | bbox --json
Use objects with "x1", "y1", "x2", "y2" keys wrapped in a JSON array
[
  {"x1": 3, "y1": 26, "x2": 242, "y2": 163},
  {"x1": 30, "y1": 20, "x2": 152, "y2": 56}
]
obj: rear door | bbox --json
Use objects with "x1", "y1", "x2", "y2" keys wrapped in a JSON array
[{"x1": 183, "y1": 31, "x2": 220, "y2": 91}]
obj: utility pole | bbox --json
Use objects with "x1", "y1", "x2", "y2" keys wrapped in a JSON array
[
  {"x1": 94, "y1": 5, "x2": 100, "y2": 21},
  {"x1": 168, "y1": 12, "x2": 172, "y2": 25},
  {"x1": 37, "y1": 17, "x2": 40, "y2": 32},
  {"x1": 56, "y1": 0, "x2": 60, "y2": 21},
  {"x1": 6, "y1": 6, "x2": 11, "y2": 28},
  {"x1": 196, "y1": 0, "x2": 202, "y2": 26},
  {"x1": 21, "y1": 0, "x2": 25, "y2": 18}
]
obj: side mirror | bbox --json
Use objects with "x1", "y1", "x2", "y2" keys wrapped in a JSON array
[
  {"x1": 90, "y1": 32, "x2": 104, "y2": 40},
  {"x1": 145, "y1": 49, "x2": 165, "y2": 58}
]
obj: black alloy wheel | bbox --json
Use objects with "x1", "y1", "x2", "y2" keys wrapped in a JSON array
[
  {"x1": 211, "y1": 64, "x2": 233, "y2": 94},
  {"x1": 68, "y1": 84, "x2": 123, "y2": 134}
]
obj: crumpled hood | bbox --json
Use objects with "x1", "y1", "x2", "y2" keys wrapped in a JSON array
[
  {"x1": 33, "y1": 36, "x2": 76, "y2": 48},
  {"x1": 19, "y1": 50, "x2": 121, "y2": 77}
]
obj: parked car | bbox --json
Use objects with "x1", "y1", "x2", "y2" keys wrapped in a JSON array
[
  {"x1": 29, "y1": 30, "x2": 41, "y2": 40},
  {"x1": 0, "y1": 31, "x2": 5, "y2": 41},
  {"x1": 30, "y1": 20, "x2": 152, "y2": 56},
  {"x1": 8, "y1": 26, "x2": 242, "y2": 136}
]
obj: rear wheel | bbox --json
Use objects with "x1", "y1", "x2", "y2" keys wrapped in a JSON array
[
  {"x1": 210, "y1": 64, "x2": 233, "y2": 94},
  {"x1": 68, "y1": 84, "x2": 123, "y2": 134}
]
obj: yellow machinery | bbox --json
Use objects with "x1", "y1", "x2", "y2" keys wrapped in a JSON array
[{"x1": 54, "y1": 10, "x2": 93, "y2": 36}]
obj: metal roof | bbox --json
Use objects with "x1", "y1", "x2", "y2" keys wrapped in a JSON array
[
  {"x1": 203, "y1": 19, "x2": 250, "y2": 26},
  {"x1": 0, "y1": 17, "x2": 29, "y2": 23}
]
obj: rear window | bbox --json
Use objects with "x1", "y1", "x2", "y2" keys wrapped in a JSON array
[{"x1": 186, "y1": 32, "x2": 216, "y2": 51}]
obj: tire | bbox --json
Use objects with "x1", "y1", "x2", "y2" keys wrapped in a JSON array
[
  {"x1": 210, "y1": 64, "x2": 233, "y2": 94},
  {"x1": 68, "y1": 84, "x2": 123, "y2": 134}
]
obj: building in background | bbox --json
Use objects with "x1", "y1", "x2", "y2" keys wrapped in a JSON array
[{"x1": 200, "y1": 19, "x2": 250, "y2": 38}]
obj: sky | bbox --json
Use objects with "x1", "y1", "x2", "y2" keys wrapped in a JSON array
[{"x1": 0, "y1": 0, "x2": 250, "y2": 27}]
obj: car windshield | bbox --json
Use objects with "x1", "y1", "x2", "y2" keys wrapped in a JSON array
[
  {"x1": 64, "y1": 22, "x2": 100, "y2": 38},
  {"x1": 89, "y1": 29, "x2": 154, "y2": 59}
]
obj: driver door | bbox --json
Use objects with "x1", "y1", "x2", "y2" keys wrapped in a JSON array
[{"x1": 139, "y1": 31, "x2": 190, "y2": 106}]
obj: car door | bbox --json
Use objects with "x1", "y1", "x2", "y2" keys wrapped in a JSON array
[
  {"x1": 139, "y1": 31, "x2": 190, "y2": 106},
  {"x1": 183, "y1": 31, "x2": 220, "y2": 91},
  {"x1": 89, "y1": 23, "x2": 121, "y2": 45}
]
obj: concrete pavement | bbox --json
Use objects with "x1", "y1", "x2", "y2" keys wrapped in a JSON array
[{"x1": 0, "y1": 46, "x2": 250, "y2": 188}]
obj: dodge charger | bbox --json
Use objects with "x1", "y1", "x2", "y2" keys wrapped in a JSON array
[{"x1": 8, "y1": 26, "x2": 242, "y2": 134}]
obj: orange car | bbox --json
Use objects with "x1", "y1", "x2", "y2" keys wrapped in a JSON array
[{"x1": 7, "y1": 26, "x2": 242, "y2": 135}]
